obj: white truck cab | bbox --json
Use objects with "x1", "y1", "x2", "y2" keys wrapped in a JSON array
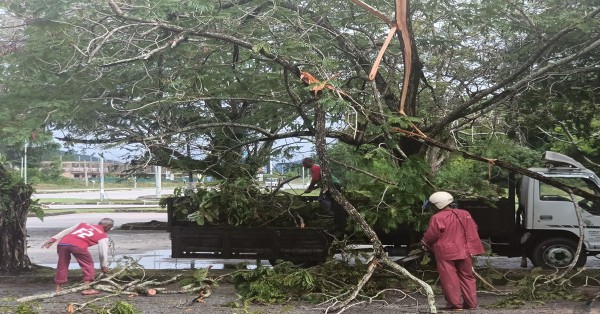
[{"x1": 519, "y1": 152, "x2": 600, "y2": 267}]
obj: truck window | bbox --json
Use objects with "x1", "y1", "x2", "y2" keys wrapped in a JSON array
[{"x1": 539, "y1": 177, "x2": 600, "y2": 215}]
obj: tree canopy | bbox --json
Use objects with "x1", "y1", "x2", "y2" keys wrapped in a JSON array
[
  {"x1": 1, "y1": 0, "x2": 597, "y2": 167},
  {"x1": 0, "y1": 0, "x2": 598, "y2": 194}
]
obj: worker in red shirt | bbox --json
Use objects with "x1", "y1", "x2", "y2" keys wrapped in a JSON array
[
  {"x1": 42, "y1": 218, "x2": 114, "y2": 295},
  {"x1": 302, "y1": 157, "x2": 322, "y2": 194},
  {"x1": 302, "y1": 157, "x2": 347, "y2": 230},
  {"x1": 421, "y1": 192, "x2": 484, "y2": 311},
  {"x1": 303, "y1": 157, "x2": 337, "y2": 209}
]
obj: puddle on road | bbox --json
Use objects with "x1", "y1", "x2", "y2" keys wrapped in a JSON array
[{"x1": 39, "y1": 249, "x2": 268, "y2": 270}]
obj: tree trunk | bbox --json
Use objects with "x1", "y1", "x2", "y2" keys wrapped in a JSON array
[
  {"x1": 0, "y1": 162, "x2": 34, "y2": 272},
  {"x1": 313, "y1": 103, "x2": 437, "y2": 313}
]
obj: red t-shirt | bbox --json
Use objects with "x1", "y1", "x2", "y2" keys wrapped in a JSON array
[
  {"x1": 58, "y1": 223, "x2": 108, "y2": 249},
  {"x1": 310, "y1": 164, "x2": 321, "y2": 181}
]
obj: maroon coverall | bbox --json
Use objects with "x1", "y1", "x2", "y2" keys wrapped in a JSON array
[
  {"x1": 51, "y1": 223, "x2": 109, "y2": 285},
  {"x1": 422, "y1": 208, "x2": 484, "y2": 309}
]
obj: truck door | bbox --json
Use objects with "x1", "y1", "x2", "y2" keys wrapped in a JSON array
[{"x1": 533, "y1": 176, "x2": 600, "y2": 251}]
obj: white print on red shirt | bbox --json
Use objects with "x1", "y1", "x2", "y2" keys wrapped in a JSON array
[{"x1": 72, "y1": 227, "x2": 96, "y2": 239}]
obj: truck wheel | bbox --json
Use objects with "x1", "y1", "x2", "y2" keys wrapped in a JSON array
[{"x1": 531, "y1": 238, "x2": 586, "y2": 268}]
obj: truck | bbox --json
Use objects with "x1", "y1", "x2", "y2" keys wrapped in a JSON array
[
  {"x1": 477, "y1": 151, "x2": 600, "y2": 268},
  {"x1": 166, "y1": 151, "x2": 600, "y2": 269}
]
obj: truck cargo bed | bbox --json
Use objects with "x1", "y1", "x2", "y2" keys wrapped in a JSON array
[
  {"x1": 166, "y1": 197, "x2": 333, "y2": 263},
  {"x1": 170, "y1": 225, "x2": 332, "y2": 262}
]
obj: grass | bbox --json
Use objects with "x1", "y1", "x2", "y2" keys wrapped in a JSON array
[
  {"x1": 33, "y1": 177, "x2": 308, "y2": 192},
  {"x1": 35, "y1": 198, "x2": 155, "y2": 204},
  {"x1": 33, "y1": 181, "x2": 184, "y2": 191}
]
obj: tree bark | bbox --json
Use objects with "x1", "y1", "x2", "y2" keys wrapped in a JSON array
[
  {"x1": 0, "y1": 162, "x2": 34, "y2": 272},
  {"x1": 313, "y1": 103, "x2": 437, "y2": 313}
]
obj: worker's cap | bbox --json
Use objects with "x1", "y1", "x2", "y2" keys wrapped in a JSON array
[{"x1": 427, "y1": 191, "x2": 454, "y2": 210}]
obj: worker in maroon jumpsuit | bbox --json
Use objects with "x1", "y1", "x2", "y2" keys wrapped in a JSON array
[
  {"x1": 421, "y1": 191, "x2": 484, "y2": 311},
  {"x1": 42, "y1": 218, "x2": 114, "y2": 295}
]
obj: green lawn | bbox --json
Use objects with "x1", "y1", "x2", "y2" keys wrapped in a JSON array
[
  {"x1": 33, "y1": 181, "x2": 184, "y2": 191},
  {"x1": 35, "y1": 198, "x2": 156, "y2": 204}
]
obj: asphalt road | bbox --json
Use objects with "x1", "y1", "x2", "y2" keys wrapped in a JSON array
[
  {"x1": 26, "y1": 212, "x2": 266, "y2": 270},
  {"x1": 27, "y1": 212, "x2": 168, "y2": 230}
]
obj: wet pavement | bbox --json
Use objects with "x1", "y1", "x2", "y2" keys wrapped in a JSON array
[{"x1": 25, "y1": 212, "x2": 600, "y2": 271}]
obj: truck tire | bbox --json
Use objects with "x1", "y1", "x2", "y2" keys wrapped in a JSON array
[{"x1": 531, "y1": 238, "x2": 586, "y2": 268}]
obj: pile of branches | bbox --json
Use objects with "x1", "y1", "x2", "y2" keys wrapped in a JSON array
[
  {"x1": 16, "y1": 257, "x2": 215, "y2": 312},
  {"x1": 479, "y1": 266, "x2": 600, "y2": 309},
  {"x1": 229, "y1": 250, "x2": 600, "y2": 313},
  {"x1": 165, "y1": 184, "x2": 331, "y2": 228}
]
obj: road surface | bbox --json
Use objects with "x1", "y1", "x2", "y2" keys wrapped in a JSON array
[
  {"x1": 25, "y1": 212, "x2": 264, "y2": 270},
  {"x1": 27, "y1": 212, "x2": 168, "y2": 230}
]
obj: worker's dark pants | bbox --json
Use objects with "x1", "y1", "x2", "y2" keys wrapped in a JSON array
[
  {"x1": 319, "y1": 190, "x2": 348, "y2": 231},
  {"x1": 318, "y1": 192, "x2": 332, "y2": 211}
]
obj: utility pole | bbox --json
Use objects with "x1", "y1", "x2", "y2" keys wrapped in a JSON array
[
  {"x1": 99, "y1": 156, "x2": 106, "y2": 201},
  {"x1": 23, "y1": 143, "x2": 28, "y2": 184},
  {"x1": 155, "y1": 166, "x2": 162, "y2": 197},
  {"x1": 84, "y1": 155, "x2": 89, "y2": 187},
  {"x1": 187, "y1": 143, "x2": 194, "y2": 191},
  {"x1": 302, "y1": 165, "x2": 306, "y2": 187},
  {"x1": 188, "y1": 172, "x2": 194, "y2": 190}
]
